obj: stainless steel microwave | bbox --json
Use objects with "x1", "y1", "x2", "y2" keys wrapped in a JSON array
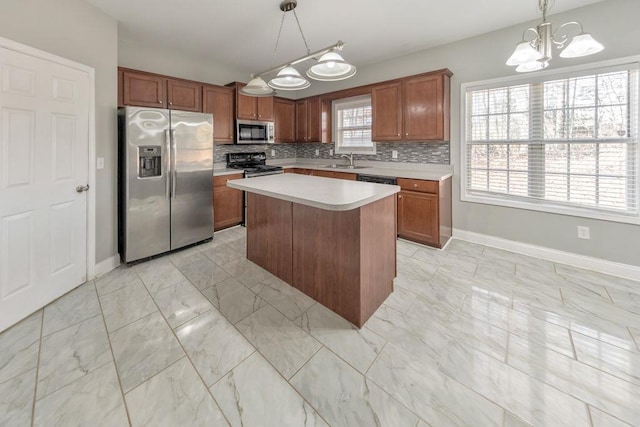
[{"x1": 236, "y1": 120, "x2": 275, "y2": 144}]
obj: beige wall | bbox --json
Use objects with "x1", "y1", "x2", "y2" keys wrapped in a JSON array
[
  {"x1": 0, "y1": 0, "x2": 118, "y2": 264},
  {"x1": 299, "y1": 0, "x2": 640, "y2": 267}
]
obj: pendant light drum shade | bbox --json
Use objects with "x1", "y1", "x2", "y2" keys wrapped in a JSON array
[{"x1": 306, "y1": 51, "x2": 357, "y2": 81}]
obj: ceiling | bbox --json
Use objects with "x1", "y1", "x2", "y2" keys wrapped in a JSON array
[{"x1": 85, "y1": 0, "x2": 604, "y2": 76}]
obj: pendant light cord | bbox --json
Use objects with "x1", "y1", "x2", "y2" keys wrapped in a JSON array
[
  {"x1": 270, "y1": 12, "x2": 287, "y2": 69},
  {"x1": 293, "y1": 9, "x2": 311, "y2": 55}
]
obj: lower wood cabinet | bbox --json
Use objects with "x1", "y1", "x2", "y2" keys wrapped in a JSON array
[
  {"x1": 397, "y1": 177, "x2": 451, "y2": 248},
  {"x1": 293, "y1": 168, "x2": 356, "y2": 180},
  {"x1": 213, "y1": 174, "x2": 244, "y2": 231}
]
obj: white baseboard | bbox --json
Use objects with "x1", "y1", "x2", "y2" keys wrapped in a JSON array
[
  {"x1": 93, "y1": 254, "x2": 120, "y2": 279},
  {"x1": 452, "y1": 228, "x2": 640, "y2": 282}
]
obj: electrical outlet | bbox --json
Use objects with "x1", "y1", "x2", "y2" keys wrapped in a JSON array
[
  {"x1": 271, "y1": 149, "x2": 275, "y2": 157},
  {"x1": 392, "y1": 150, "x2": 398, "y2": 159},
  {"x1": 329, "y1": 149, "x2": 334, "y2": 156},
  {"x1": 315, "y1": 149, "x2": 319, "y2": 156},
  {"x1": 577, "y1": 226, "x2": 590, "y2": 239},
  {"x1": 96, "y1": 157, "x2": 104, "y2": 169}
]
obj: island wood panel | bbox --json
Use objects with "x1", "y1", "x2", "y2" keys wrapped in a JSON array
[
  {"x1": 359, "y1": 196, "x2": 396, "y2": 322},
  {"x1": 292, "y1": 204, "x2": 361, "y2": 322},
  {"x1": 291, "y1": 195, "x2": 395, "y2": 327},
  {"x1": 246, "y1": 193, "x2": 293, "y2": 284}
]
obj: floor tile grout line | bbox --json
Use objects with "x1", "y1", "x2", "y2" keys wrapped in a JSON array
[
  {"x1": 94, "y1": 280, "x2": 134, "y2": 427},
  {"x1": 29, "y1": 310, "x2": 44, "y2": 427},
  {"x1": 142, "y1": 279, "x2": 235, "y2": 427}
]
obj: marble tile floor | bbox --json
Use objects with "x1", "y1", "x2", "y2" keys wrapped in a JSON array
[{"x1": 1, "y1": 227, "x2": 639, "y2": 426}]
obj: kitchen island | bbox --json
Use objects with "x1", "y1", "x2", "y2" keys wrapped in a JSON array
[{"x1": 228, "y1": 174, "x2": 400, "y2": 327}]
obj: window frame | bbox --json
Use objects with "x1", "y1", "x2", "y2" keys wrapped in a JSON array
[
  {"x1": 460, "y1": 56, "x2": 640, "y2": 225},
  {"x1": 332, "y1": 95, "x2": 376, "y2": 155}
]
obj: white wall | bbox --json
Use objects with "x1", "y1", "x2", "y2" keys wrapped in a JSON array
[
  {"x1": 0, "y1": 0, "x2": 118, "y2": 265},
  {"x1": 300, "y1": 0, "x2": 640, "y2": 267}
]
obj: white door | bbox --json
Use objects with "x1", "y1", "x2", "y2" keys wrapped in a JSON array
[{"x1": 0, "y1": 44, "x2": 90, "y2": 332}]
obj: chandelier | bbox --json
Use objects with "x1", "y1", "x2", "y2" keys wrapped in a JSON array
[
  {"x1": 506, "y1": 0, "x2": 604, "y2": 73},
  {"x1": 240, "y1": 0, "x2": 357, "y2": 97}
]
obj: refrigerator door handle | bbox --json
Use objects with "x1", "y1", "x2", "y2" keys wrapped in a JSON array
[
  {"x1": 171, "y1": 129, "x2": 177, "y2": 200},
  {"x1": 164, "y1": 129, "x2": 171, "y2": 199}
]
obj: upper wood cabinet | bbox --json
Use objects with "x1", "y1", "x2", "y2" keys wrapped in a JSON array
[
  {"x1": 120, "y1": 68, "x2": 202, "y2": 112},
  {"x1": 233, "y1": 83, "x2": 274, "y2": 120},
  {"x1": 166, "y1": 79, "x2": 202, "y2": 112},
  {"x1": 203, "y1": 85, "x2": 235, "y2": 144},
  {"x1": 274, "y1": 98, "x2": 296, "y2": 143},
  {"x1": 403, "y1": 73, "x2": 449, "y2": 141},
  {"x1": 122, "y1": 70, "x2": 166, "y2": 108},
  {"x1": 371, "y1": 82, "x2": 403, "y2": 141},
  {"x1": 296, "y1": 97, "x2": 321, "y2": 142},
  {"x1": 371, "y1": 70, "x2": 451, "y2": 142}
]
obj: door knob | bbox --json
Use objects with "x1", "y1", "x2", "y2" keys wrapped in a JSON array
[{"x1": 76, "y1": 184, "x2": 90, "y2": 193}]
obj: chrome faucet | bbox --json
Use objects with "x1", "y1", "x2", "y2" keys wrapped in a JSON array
[{"x1": 341, "y1": 152, "x2": 354, "y2": 166}]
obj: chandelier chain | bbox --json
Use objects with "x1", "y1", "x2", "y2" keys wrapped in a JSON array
[
  {"x1": 293, "y1": 9, "x2": 311, "y2": 55},
  {"x1": 270, "y1": 11, "x2": 287, "y2": 69}
]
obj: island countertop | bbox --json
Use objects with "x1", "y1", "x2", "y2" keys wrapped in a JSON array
[{"x1": 227, "y1": 173, "x2": 400, "y2": 211}]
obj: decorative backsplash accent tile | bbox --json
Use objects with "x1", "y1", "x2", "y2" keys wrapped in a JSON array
[
  {"x1": 215, "y1": 141, "x2": 450, "y2": 165},
  {"x1": 295, "y1": 142, "x2": 450, "y2": 164}
]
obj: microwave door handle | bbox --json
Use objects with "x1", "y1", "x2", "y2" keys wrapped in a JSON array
[{"x1": 164, "y1": 130, "x2": 171, "y2": 199}]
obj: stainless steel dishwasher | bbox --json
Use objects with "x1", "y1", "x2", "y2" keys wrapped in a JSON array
[{"x1": 356, "y1": 174, "x2": 397, "y2": 185}]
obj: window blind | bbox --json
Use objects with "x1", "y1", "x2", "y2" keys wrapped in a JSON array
[
  {"x1": 463, "y1": 64, "x2": 639, "y2": 217},
  {"x1": 334, "y1": 96, "x2": 373, "y2": 150}
]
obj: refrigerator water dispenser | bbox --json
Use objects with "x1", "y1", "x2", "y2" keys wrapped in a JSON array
[{"x1": 138, "y1": 146, "x2": 161, "y2": 177}]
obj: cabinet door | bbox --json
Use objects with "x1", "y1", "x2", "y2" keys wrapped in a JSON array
[
  {"x1": 311, "y1": 170, "x2": 335, "y2": 178},
  {"x1": 203, "y1": 85, "x2": 234, "y2": 144},
  {"x1": 167, "y1": 79, "x2": 202, "y2": 112},
  {"x1": 257, "y1": 96, "x2": 274, "y2": 120},
  {"x1": 403, "y1": 74, "x2": 444, "y2": 141},
  {"x1": 306, "y1": 97, "x2": 321, "y2": 142},
  {"x1": 117, "y1": 69, "x2": 124, "y2": 107},
  {"x1": 371, "y1": 82, "x2": 403, "y2": 141},
  {"x1": 213, "y1": 174, "x2": 244, "y2": 231},
  {"x1": 274, "y1": 98, "x2": 296, "y2": 143},
  {"x1": 397, "y1": 190, "x2": 439, "y2": 246},
  {"x1": 333, "y1": 172, "x2": 357, "y2": 181},
  {"x1": 295, "y1": 101, "x2": 308, "y2": 142},
  {"x1": 293, "y1": 168, "x2": 313, "y2": 175},
  {"x1": 237, "y1": 89, "x2": 258, "y2": 120},
  {"x1": 122, "y1": 70, "x2": 166, "y2": 108}
]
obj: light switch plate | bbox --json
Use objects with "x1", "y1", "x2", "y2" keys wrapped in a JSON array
[
  {"x1": 271, "y1": 149, "x2": 275, "y2": 157},
  {"x1": 329, "y1": 149, "x2": 334, "y2": 156},
  {"x1": 392, "y1": 150, "x2": 398, "y2": 159},
  {"x1": 96, "y1": 157, "x2": 104, "y2": 169},
  {"x1": 315, "y1": 149, "x2": 319, "y2": 156}
]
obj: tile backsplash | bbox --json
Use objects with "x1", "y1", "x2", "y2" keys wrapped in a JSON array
[{"x1": 214, "y1": 141, "x2": 450, "y2": 165}]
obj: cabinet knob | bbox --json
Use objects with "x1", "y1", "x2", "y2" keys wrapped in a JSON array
[
  {"x1": 398, "y1": 195, "x2": 402, "y2": 199},
  {"x1": 397, "y1": 133, "x2": 400, "y2": 136},
  {"x1": 168, "y1": 101, "x2": 172, "y2": 106},
  {"x1": 158, "y1": 100, "x2": 162, "y2": 104},
  {"x1": 258, "y1": 114, "x2": 261, "y2": 118},
  {"x1": 414, "y1": 184, "x2": 418, "y2": 187},
  {"x1": 406, "y1": 133, "x2": 409, "y2": 136}
]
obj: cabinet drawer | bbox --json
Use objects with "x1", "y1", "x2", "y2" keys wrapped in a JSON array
[
  {"x1": 397, "y1": 178, "x2": 438, "y2": 193},
  {"x1": 213, "y1": 173, "x2": 243, "y2": 188}
]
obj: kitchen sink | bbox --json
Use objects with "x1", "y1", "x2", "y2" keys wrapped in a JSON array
[{"x1": 323, "y1": 164, "x2": 369, "y2": 170}]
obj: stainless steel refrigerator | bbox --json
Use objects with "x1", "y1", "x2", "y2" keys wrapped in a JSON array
[{"x1": 118, "y1": 106, "x2": 214, "y2": 263}]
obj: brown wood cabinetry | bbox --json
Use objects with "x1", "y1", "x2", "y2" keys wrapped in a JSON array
[
  {"x1": 296, "y1": 97, "x2": 322, "y2": 142},
  {"x1": 121, "y1": 69, "x2": 203, "y2": 112},
  {"x1": 370, "y1": 70, "x2": 452, "y2": 142},
  {"x1": 203, "y1": 85, "x2": 235, "y2": 144},
  {"x1": 213, "y1": 174, "x2": 244, "y2": 231},
  {"x1": 166, "y1": 79, "x2": 202, "y2": 112},
  {"x1": 397, "y1": 177, "x2": 451, "y2": 248},
  {"x1": 371, "y1": 82, "x2": 403, "y2": 141},
  {"x1": 233, "y1": 83, "x2": 274, "y2": 120},
  {"x1": 274, "y1": 98, "x2": 296, "y2": 143},
  {"x1": 122, "y1": 70, "x2": 166, "y2": 108},
  {"x1": 403, "y1": 74, "x2": 449, "y2": 141}
]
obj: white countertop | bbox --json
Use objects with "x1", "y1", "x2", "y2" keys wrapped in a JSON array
[
  {"x1": 214, "y1": 160, "x2": 453, "y2": 181},
  {"x1": 227, "y1": 174, "x2": 400, "y2": 211}
]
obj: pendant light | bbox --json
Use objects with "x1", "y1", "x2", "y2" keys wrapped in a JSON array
[
  {"x1": 240, "y1": 0, "x2": 356, "y2": 96},
  {"x1": 506, "y1": 0, "x2": 604, "y2": 73}
]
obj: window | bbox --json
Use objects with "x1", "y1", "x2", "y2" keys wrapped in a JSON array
[
  {"x1": 462, "y1": 60, "x2": 640, "y2": 222},
  {"x1": 333, "y1": 95, "x2": 375, "y2": 154}
]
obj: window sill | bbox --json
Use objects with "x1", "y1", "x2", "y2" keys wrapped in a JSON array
[{"x1": 461, "y1": 192, "x2": 640, "y2": 225}]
